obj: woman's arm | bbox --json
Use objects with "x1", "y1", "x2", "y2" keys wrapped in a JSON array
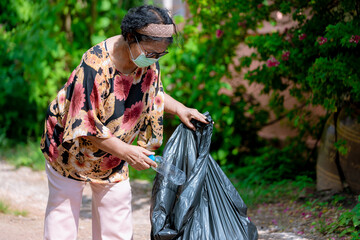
[
  {"x1": 85, "y1": 136, "x2": 157, "y2": 170},
  {"x1": 164, "y1": 92, "x2": 209, "y2": 131}
]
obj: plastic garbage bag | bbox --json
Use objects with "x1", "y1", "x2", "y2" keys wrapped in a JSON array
[{"x1": 150, "y1": 112, "x2": 258, "y2": 240}]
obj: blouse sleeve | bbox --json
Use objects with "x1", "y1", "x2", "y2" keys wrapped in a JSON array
[{"x1": 62, "y1": 59, "x2": 112, "y2": 144}]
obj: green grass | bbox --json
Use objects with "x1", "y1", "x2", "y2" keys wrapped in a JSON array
[
  {"x1": 0, "y1": 199, "x2": 28, "y2": 217},
  {"x1": 232, "y1": 176, "x2": 315, "y2": 208},
  {"x1": 0, "y1": 139, "x2": 45, "y2": 171},
  {"x1": 0, "y1": 200, "x2": 10, "y2": 214}
]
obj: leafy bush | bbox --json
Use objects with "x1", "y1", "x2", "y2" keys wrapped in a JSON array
[
  {"x1": 161, "y1": 0, "x2": 360, "y2": 182},
  {"x1": 327, "y1": 195, "x2": 360, "y2": 238},
  {"x1": 0, "y1": 0, "x2": 142, "y2": 142},
  {"x1": 0, "y1": 140, "x2": 45, "y2": 170},
  {"x1": 232, "y1": 141, "x2": 314, "y2": 184},
  {"x1": 1, "y1": 0, "x2": 359, "y2": 186}
]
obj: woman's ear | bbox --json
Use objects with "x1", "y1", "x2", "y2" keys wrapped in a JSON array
[{"x1": 126, "y1": 33, "x2": 136, "y2": 45}]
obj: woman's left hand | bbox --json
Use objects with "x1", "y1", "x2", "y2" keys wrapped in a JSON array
[{"x1": 177, "y1": 106, "x2": 209, "y2": 131}]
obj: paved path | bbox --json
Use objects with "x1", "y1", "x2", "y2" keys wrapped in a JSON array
[{"x1": 0, "y1": 161, "x2": 309, "y2": 240}]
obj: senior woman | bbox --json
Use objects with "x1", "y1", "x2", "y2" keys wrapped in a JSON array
[{"x1": 40, "y1": 5, "x2": 208, "y2": 240}]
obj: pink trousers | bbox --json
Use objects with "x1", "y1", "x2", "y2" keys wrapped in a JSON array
[{"x1": 44, "y1": 163, "x2": 133, "y2": 240}]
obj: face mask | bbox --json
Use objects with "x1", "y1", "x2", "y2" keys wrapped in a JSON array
[
  {"x1": 132, "y1": 52, "x2": 159, "y2": 68},
  {"x1": 128, "y1": 39, "x2": 160, "y2": 68}
]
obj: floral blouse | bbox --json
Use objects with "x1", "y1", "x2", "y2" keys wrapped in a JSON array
[{"x1": 40, "y1": 40, "x2": 164, "y2": 183}]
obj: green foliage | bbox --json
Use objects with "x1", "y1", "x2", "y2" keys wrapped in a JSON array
[
  {"x1": 0, "y1": 140, "x2": 45, "y2": 170},
  {"x1": 161, "y1": 17, "x2": 268, "y2": 166},
  {"x1": 0, "y1": 200, "x2": 10, "y2": 214},
  {"x1": 129, "y1": 167, "x2": 156, "y2": 182},
  {"x1": 234, "y1": 176, "x2": 314, "y2": 208},
  {"x1": 327, "y1": 195, "x2": 360, "y2": 238},
  {"x1": 296, "y1": 193, "x2": 359, "y2": 238},
  {"x1": 0, "y1": 199, "x2": 28, "y2": 216},
  {"x1": 2, "y1": 0, "x2": 360, "y2": 189},
  {"x1": 0, "y1": 0, "x2": 143, "y2": 142},
  {"x1": 163, "y1": 0, "x2": 360, "y2": 183},
  {"x1": 334, "y1": 139, "x2": 349, "y2": 156},
  {"x1": 231, "y1": 141, "x2": 314, "y2": 184}
]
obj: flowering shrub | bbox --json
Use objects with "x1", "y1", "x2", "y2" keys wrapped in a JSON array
[{"x1": 161, "y1": 0, "x2": 359, "y2": 179}]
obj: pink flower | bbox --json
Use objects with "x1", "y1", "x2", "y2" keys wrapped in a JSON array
[
  {"x1": 271, "y1": 219, "x2": 278, "y2": 225},
  {"x1": 281, "y1": 51, "x2": 290, "y2": 61},
  {"x1": 58, "y1": 92, "x2": 66, "y2": 105},
  {"x1": 122, "y1": 101, "x2": 144, "y2": 130},
  {"x1": 216, "y1": 29, "x2": 224, "y2": 38},
  {"x1": 74, "y1": 158, "x2": 87, "y2": 169},
  {"x1": 257, "y1": 3, "x2": 264, "y2": 9},
  {"x1": 65, "y1": 69, "x2": 76, "y2": 87},
  {"x1": 141, "y1": 69, "x2": 156, "y2": 93},
  {"x1": 299, "y1": 33, "x2": 307, "y2": 40},
  {"x1": 48, "y1": 139, "x2": 59, "y2": 162},
  {"x1": 69, "y1": 83, "x2": 85, "y2": 117},
  {"x1": 248, "y1": 216, "x2": 251, "y2": 221},
  {"x1": 84, "y1": 112, "x2": 97, "y2": 135},
  {"x1": 100, "y1": 155, "x2": 122, "y2": 170},
  {"x1": 135, "y1": 68, "x2": 143, "y2": 79},
  {"x1": 283, "y1": 207, "x2": 290, "y2": 213},
  {"x1": 209, "y1": 71, "x2": 216, "y2": 77},
  {"x1": 238, "y1": 20, "x2": 247, "y2": 28},
  {"x1": 46, "y1": 116, "x2": 57, "y2": 138},
  {"x1": 297, "y1": 231, "x2": 304, "y2": 235},
  {"x1": 155, "y1": 95, "x2": 163, "y2": 106},
  {"x1": 284, "y1": 33, "x2": 294, "y2": 42},
  {"x1": 59, "y1": 132, "x2": 64, "y2": 144},
  {"x1": 266, "y1": 57, "x2": 280, "y2": 67},
  {"x1": 318, "y1": 212, "x2": 323, "y2": 218},
  {"x1": 349, "y1": 35, "x2": 360, "y2": 44},
  {"x1": 90, "y1": 79, "x2": 101, "y2": 109},
  {"x1": 114, "y1": 75, "x2": 133, "y2": 101},
  {"x1": 317, "y1": 36, "x2": 328, "y2": 45}
]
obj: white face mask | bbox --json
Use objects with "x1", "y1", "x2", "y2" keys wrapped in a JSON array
[{"x1": 128, "y1": 38, "x2": 160, "y2": 68}]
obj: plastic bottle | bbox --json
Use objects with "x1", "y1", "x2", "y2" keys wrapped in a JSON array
[{"x1": 148, "y1": 155, "x2": 186, "y2": 185}]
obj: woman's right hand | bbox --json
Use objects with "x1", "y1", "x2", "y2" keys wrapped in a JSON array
[
  {"x1": 124, "y1": 145, "x2": 157, "y2": 171},
  {"x1": 84, "y1": 136, "x2": 157, "y2": 171}
]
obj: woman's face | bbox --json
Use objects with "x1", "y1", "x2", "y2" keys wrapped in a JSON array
[{"x1": 130, "y1": 40, "x2": 170, "y2": 59}]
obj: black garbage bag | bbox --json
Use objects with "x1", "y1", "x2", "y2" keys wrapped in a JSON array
[{"x1": 150, "y1": 112, "x2": 258, "y2": 240}]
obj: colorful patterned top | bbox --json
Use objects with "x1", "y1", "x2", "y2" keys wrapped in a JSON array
[{"x1": 40, "y1": 40, "x2": 164, "y2": 183}]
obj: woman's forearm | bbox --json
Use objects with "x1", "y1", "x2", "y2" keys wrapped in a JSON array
[
  {"x1": 85, "y1": 136, "x2": 130, "y2": 159},
  {"x1": 84, "y1": 136, "x2": 156, "y2": 170},
  {"x1": 164, "y1": 92, "x2": 185, "y2": 115},
  {"x1": 163, "y1": 92, "x2": 209, "y2": 130}
]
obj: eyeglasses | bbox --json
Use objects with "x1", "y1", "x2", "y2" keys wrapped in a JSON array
[
  {"x1": 133, "y1": 36, "x2": 170, "y2": 59},
  {"x1": 143, "y1": 49, "x2": 169, "y2": 59},
  {"x1": 140, "y1": 44, "x2": 169, "y2": 59}
]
